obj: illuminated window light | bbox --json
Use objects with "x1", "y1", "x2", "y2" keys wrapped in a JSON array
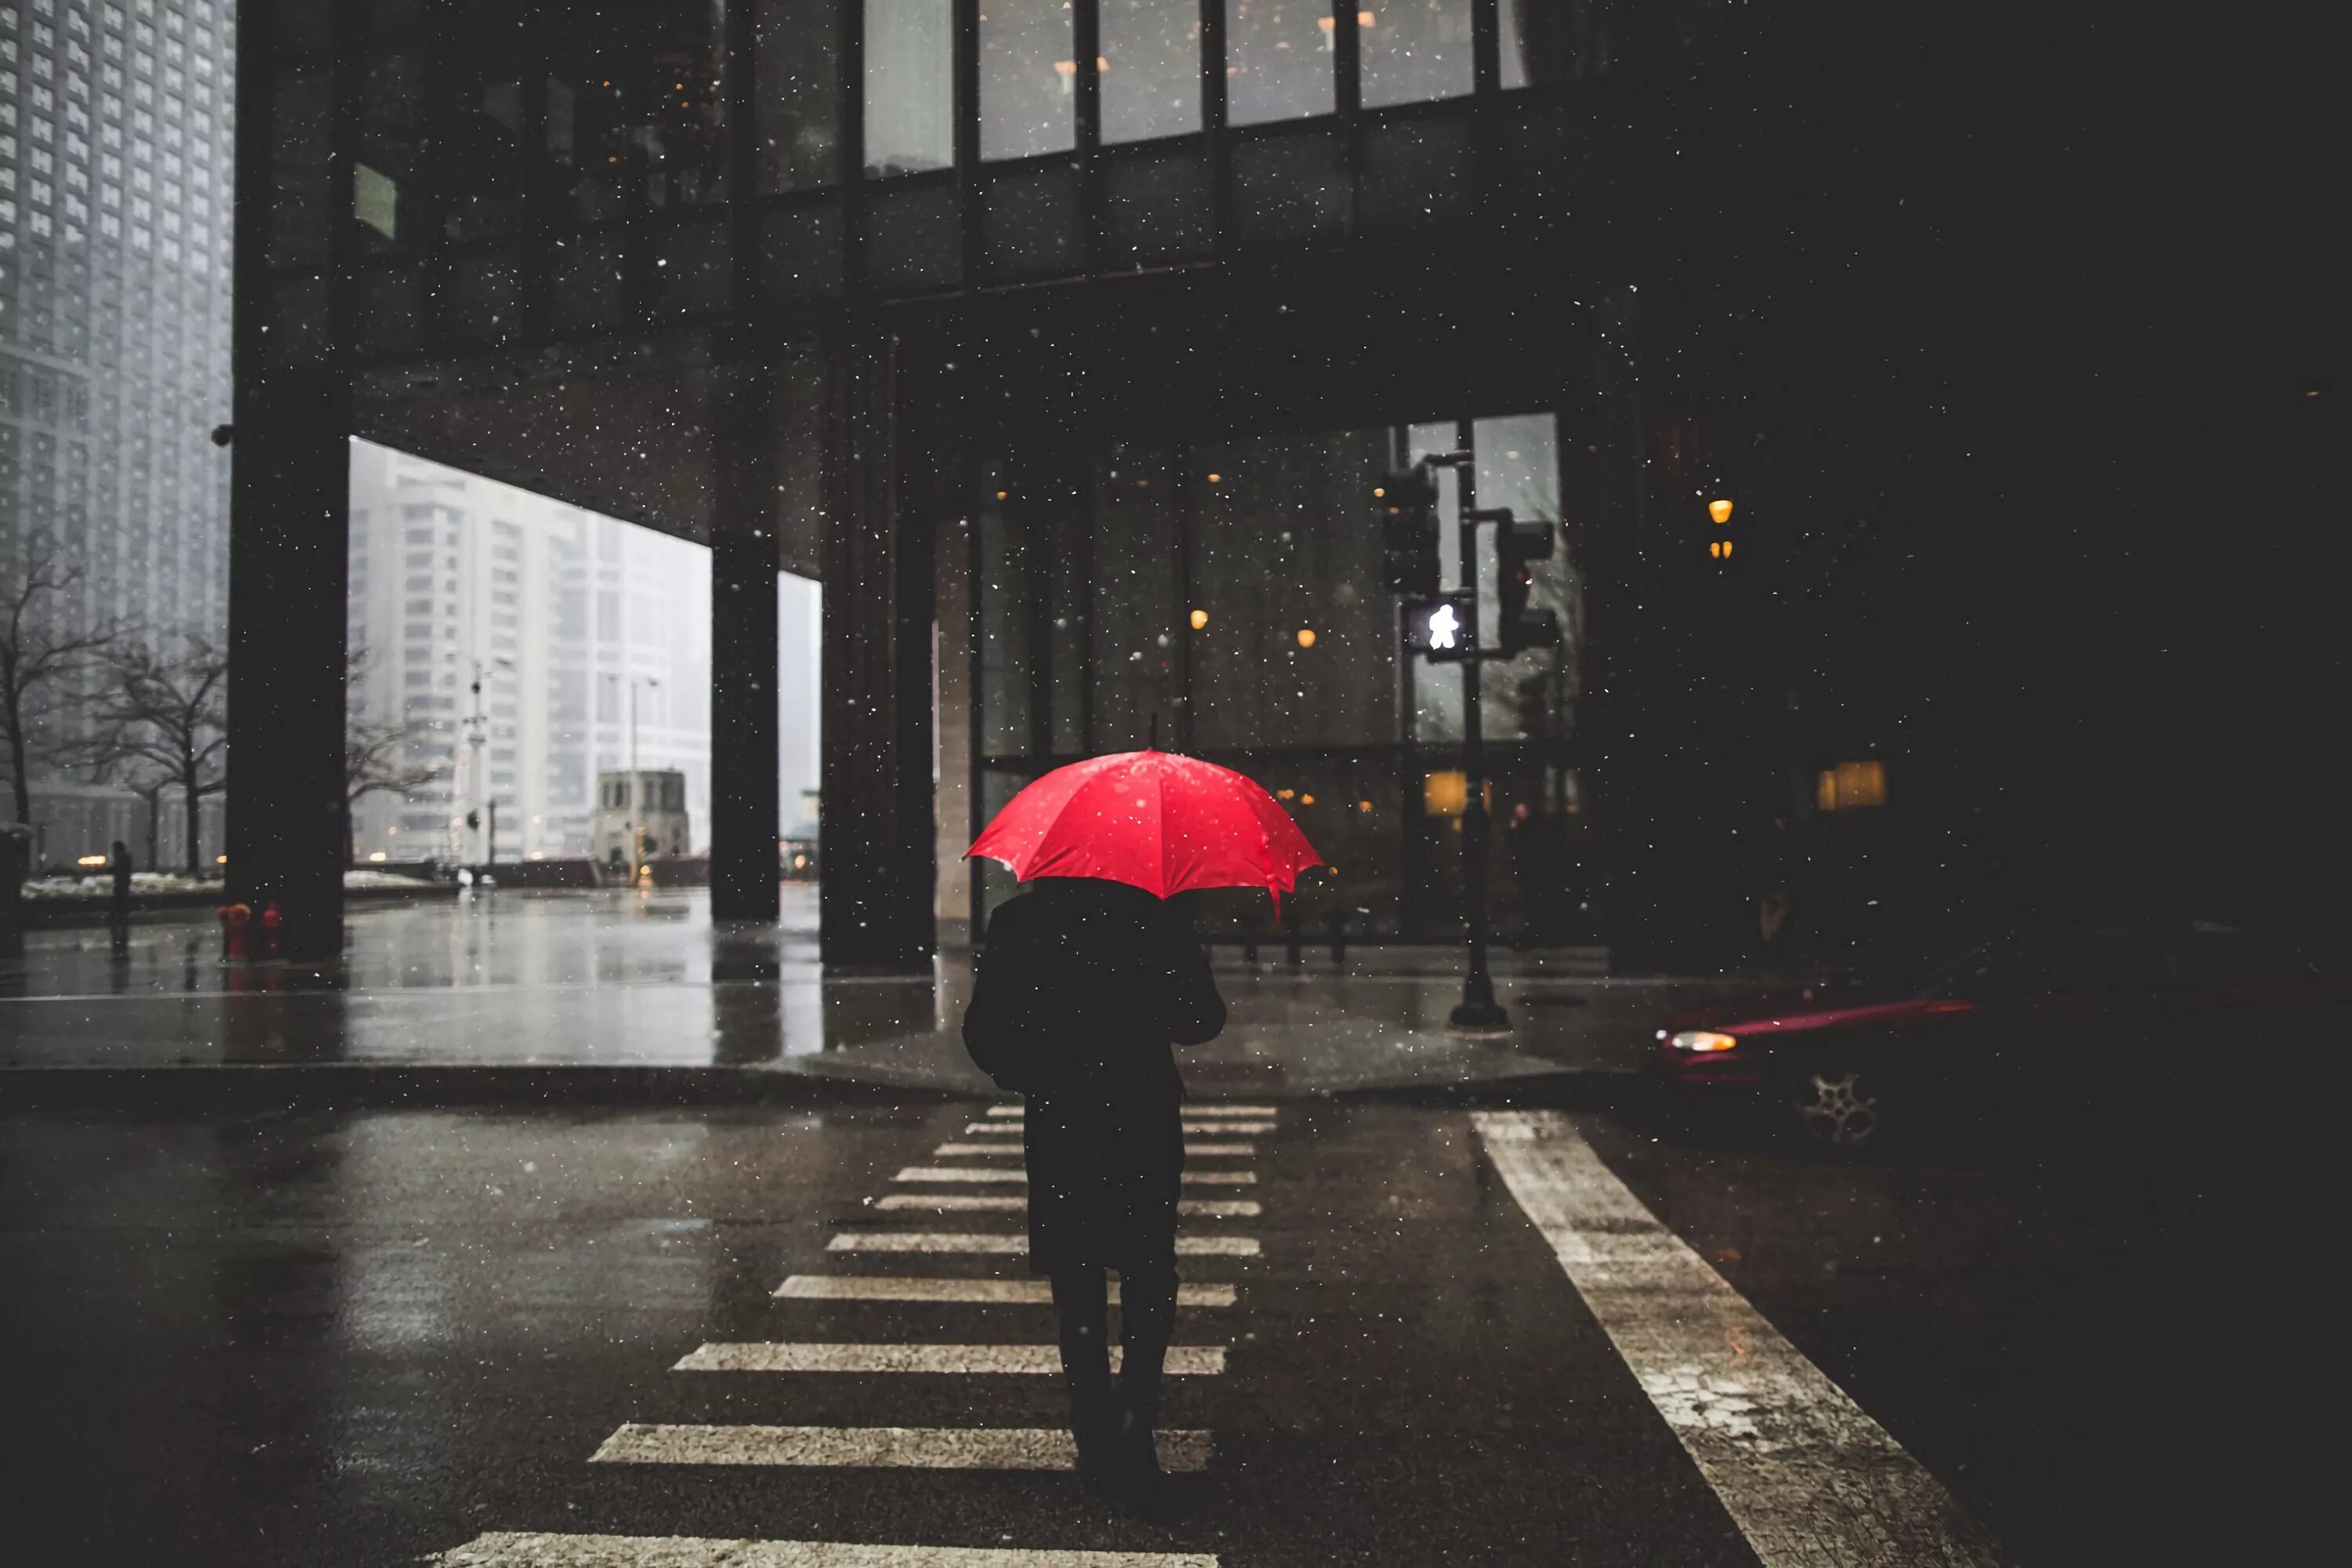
[{"x1": 1709, "y1": 498, "x2": 1734, "y2": 524}]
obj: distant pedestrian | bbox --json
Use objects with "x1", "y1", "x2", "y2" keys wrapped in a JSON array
[
  {"x1": 109, "y1": 840, "x2": 135, "y2": 928},
  {"x1": 961, "y1": 876, "x2": 1226, "y2": 1517}
]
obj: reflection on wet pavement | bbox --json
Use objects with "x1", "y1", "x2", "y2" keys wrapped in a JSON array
[{"x1": 0, "y1": 887, "x2": 1746, "y2": 1089}]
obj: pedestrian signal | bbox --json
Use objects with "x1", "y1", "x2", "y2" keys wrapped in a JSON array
[{"x1": 1403, "y1": 593, "x2": 1475, "y2": 662}]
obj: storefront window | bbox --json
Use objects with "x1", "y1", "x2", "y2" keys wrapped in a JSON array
[
  {"x1": 980, "y1": 0, "x2": 1075, "y2": 162},
  {"x1": 757, "y1": 0, "x2": 840, "y2": 191},
  {"x1": 865, "y1": 0, "x2": 953, "y2": 177},
  {"x1": 1102, "y1": 0, "x2": 1201, "y2": 144},
  {"x1": 1359, "y1": 0, "x2": 1472, "y2": 108},
  {"x1": 1225, "y1": 0, "x2": 1333, "y2": 127}
]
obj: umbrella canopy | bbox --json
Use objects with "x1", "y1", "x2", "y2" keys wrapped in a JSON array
[{"x1": 966, "y1": 749, "x2": 1323, "y2": 910}]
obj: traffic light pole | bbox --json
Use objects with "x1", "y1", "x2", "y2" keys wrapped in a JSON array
[{"x1": 1445, "y1": 420, "x2": 1508, "y2": 1031}]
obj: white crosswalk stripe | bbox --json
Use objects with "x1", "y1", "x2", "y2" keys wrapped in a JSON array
[
  {"x1": 590, "y1": 1422, "x2": 1215, "y2": 1472},
  {"x1": 775, "y1": 1275, "x2": 1240, "y2": 1308},
  {"x1": 871, "y1": 1194, "x2": 1261, "y2": 1216},
  {"x1": 894, "y1": 1167, "x2": 1255, "y2": 1185},
  {"x1": 673, "y1": 1343, "x2": 1228, "y2": 1376},
  {"x1": 934, "y1": 1141, "x2": 1257, "y2": 1157},
  {"x1": 435, "y1": 1534, "x2": 1218, "y2": 1566},
  {"x1": 927, "y1": 1147, "x2": 1261, "y2": 1161},
  {"x1": 828, "y1": 1232, "x2": 1259, "y2": 1258},
  {"x1": 963, "y1": 1121, "x2": 1276, "y2": 1137},
  {"x1": 984, "y1": 1104, "x2": 1276, "y2": 1120}
]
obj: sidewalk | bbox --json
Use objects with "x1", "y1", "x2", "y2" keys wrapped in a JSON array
[{"x1": 0, "y1": 888, "x2": 1751, "y2": 1106}]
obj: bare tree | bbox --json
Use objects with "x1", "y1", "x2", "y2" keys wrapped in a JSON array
[
  {"x1": 343, "y1": 646, "x2": 445, "y2": 866},
  {"x1": 1, "y1": 539, "x2": 123, "y2": 826},
  {"x1": 86, "y1": 635, "x2": 229, "y2": 877}
]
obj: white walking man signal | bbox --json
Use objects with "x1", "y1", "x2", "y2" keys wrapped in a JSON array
[{"x1": 1429, "y1": 602, "x2": 1461, "y2": 652}]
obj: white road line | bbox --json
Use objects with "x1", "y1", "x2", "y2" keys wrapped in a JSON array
[
  {"x1": 961, "y1": 1122, "x2": 1276, "y2": 1137},
  {"x1": 1471, "y1": 1111, "x2": 2013, "y2": 1568},
  {"x1": 827, "y1": 1232, "x2": 1258, "y2": 1258},
  {"x1": 869, "y1": 1195, "x2": 1261, "y2": 1217},
  {"x1": 893, "y1": 1167, "x2": 1024, "y2": 1183},
  {"x1": 774, "y1": 1276, "x2": 1237, "y2": 1308},
  {"x1": 436, "y1": 1533, "x2": 1218, "y2": 1567},
  {"x1": 590, "y1": 1423, "x2": 1214, "y2": 1473},
  {"x1": 934, "y1": 1142, "x2": 1257, "y2": 1157},
  {"x1": 673, "y1": 1343, "x2": 1228, "y2": 1376},
  {"x1": 984, "y1": 1105, "x2": 1276, "y2": 1120},
  {"x1": 894, "y1": 1168, "x2": 1256, "y2": 1186}
]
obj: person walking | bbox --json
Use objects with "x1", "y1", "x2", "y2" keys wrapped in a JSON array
[
  {"x1": 961, "y1": 875, "x2": 1226, "y2": 1515},
  {"x1": 108, "y1": 839, "x2": 136, "y2": 931}
]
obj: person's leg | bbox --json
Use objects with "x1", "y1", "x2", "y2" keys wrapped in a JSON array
[
  {"x1": 1116, "y1": 1259, "x2": 1178, "y2": 1429},
  {"x1": 1048, "y1": 1264, "x2": 1114, "y2": 1483}
]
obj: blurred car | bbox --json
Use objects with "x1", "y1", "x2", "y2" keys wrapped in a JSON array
[{"x1": 1653, "y1": 916, "x2": 2350, "y2": 1148}]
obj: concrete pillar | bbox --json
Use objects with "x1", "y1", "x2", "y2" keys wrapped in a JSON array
[
  {"x1": 818, "y1": 330, "x2": 951, "y2": 970},
  {"x1": 709, "y1": 355, "x2": 782, "y2": 922},
  {"x1": 223, "y1": 370, "x2": 352, "y2": 961},
  {"x1": 223, "y1": 1, "x2": 353, "y2": 963}
]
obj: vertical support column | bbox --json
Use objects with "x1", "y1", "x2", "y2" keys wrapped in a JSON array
[
  {"x1": 224, "y1": 371, "x2": 353, "y2": 960},
  {"x1": 710, "y1": 351, "x2": 783, "y2": 924},
  {"x1": 819, "y1": 330, "x2": 945, "y2": 971},
  {"x1": 223, "y1": 0, "x2": 353, "y2": 963}
]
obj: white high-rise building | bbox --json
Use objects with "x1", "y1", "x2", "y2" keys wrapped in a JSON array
[
  {"x1": 2, "y1": 0, "x2": 235, "y2": 864},
  {"x1": 346, "y1": 441, "x2": 713, "y2": 866}
]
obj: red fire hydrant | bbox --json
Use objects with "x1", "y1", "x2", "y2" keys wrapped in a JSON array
[
  {"x1": 218, "y1": 902, "x2": 252, "y2": 960},
  {"x1": 260, "y1": 901, "x2": 284, "y2": 960}
]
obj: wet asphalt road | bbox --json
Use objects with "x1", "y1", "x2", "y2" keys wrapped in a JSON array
[{"x1": 1, "y1": 1097, "x2": 2194, "y2": 1566}]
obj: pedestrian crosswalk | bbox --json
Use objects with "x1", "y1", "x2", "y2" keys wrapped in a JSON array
[
  {"x1": 772, "y1": 1275, "x2": 1241, "y2": 1308},
  {"x1": 438, "y1": 1536, "x2": 1219, "y2": 1567},
  {"x1": 437, "y1": 1098, "x2": 1278, "y2": 1565},
  {"x1": 671, "y1": 1344, "x2": 1229, "y2": 1376}
]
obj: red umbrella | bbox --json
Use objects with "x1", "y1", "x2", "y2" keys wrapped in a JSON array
[{"x1": 966, "y1": 749, "x2": 1323, "y2": 912}]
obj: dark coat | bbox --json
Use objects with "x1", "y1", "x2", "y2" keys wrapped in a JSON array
[{"x1": 961, "y1": 878, "x2": 1226, "y2": 1272}]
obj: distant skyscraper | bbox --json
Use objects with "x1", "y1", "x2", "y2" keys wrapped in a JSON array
[
  {"x1": 1, "y1": 0, "x2": 234, "y2": 860},
  {"x1": 347, "y1": 441, "x2": 716, "y2": 866}
]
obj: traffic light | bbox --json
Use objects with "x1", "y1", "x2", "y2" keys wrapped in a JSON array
[
  {"x1": 1403, "y1": 593, "x2": 1475, "y2": 662},
  {"x1": 1494, "y1": 515, "x2": 1561, "y2": 655},
  {"x1": 1380, "y1": 461, "x2": 1440, "y2": 595}
]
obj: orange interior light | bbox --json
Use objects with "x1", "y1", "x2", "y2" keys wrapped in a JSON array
[{"x1": 1709, "y1": 498, "x2": 1734, "y2": 524}]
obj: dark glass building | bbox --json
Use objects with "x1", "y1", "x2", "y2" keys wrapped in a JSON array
[{"x1": 229, "y1": 1, "x2": 1751, "y2": 966}]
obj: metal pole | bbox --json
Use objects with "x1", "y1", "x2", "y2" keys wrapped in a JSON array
[
  {"x1": 469, "y1": 661, "x2": 487, "y2": 866},
  {"x1": 1450, "y1": 419, "x2": 1508, "y2": 1029}
]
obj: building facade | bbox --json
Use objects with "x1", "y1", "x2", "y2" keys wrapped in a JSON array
[
  {"x1": 227, "y1": 1, "x2": 1751, "y2": 967},
  {"x1": 2, "y1": 0, "x2": 232, "y2": 865}
]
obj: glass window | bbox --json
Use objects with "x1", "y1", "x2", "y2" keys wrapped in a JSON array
[
  {"x1": 756, "y1": 0, "x2": 839, "y2": 191},
  {"x1": 980, "y1": 0, "x2": 1073, "y2": 162},
  {"x1": 1225, "y1": 0, "x2": 1332, "y2": 126},
  {"x1": 863, "y1": 0, "x2": 952, "y2": 178},
  {"x1": 1102, "y1": 0, "x2": 1200, "y2": 144},
  {"x1": 1359, "y1": 0, "x2": 1472, "y2": 107}
]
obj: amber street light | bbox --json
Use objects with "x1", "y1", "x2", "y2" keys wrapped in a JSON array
[
  {"x1": 1708, "y1": 498, "x2": 1735, "y2": 524},
  {"x1": 1189, "y1": 608, "x2": 1209, "y2": 630},
  {"x1": 1296, "y1": 628, "x2": 1316, "y2": 648}
]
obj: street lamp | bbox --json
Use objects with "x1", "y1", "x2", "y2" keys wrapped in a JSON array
[{"x1": 466, "y1": 655, "x2": 513, "y2": 866}]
